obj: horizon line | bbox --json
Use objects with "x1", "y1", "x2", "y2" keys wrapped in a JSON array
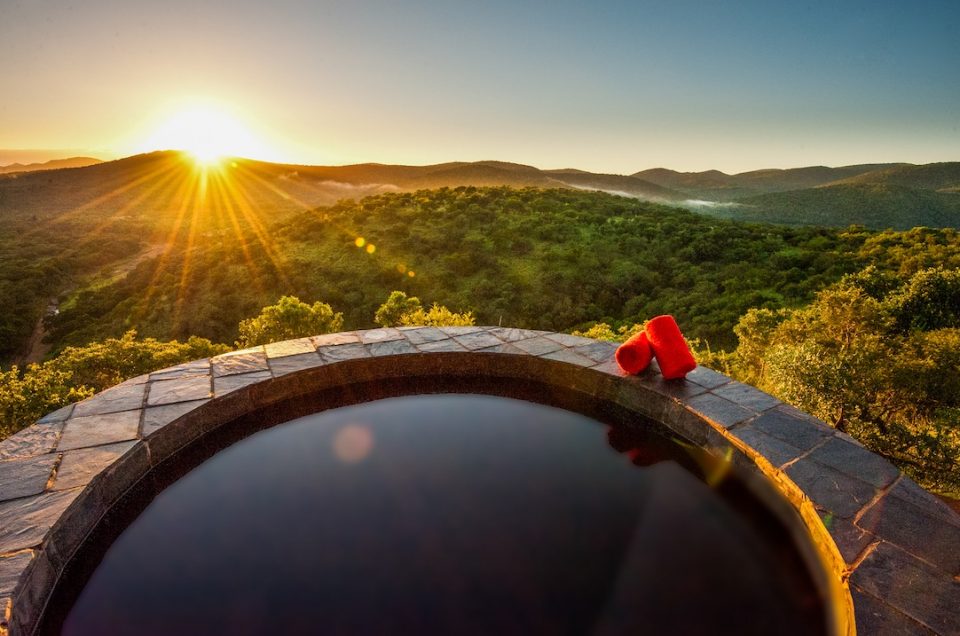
[{"x1": 2, "y1": 147, "x2": 956, "y2": 176}]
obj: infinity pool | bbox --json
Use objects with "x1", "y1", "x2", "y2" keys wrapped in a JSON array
[{"x1": 52, "y1": 394, "x2": 824, "y2": 635}]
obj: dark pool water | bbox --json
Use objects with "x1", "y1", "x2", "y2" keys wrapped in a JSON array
[{"x1": 57, "y1": 394, "x2": 824, "y2": 635}]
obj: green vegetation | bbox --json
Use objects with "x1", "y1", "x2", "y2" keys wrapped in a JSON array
[
  {"x1": 832, "y1": 162, "x2": 960, "y2": 191},
  {"x1": 571, "y1": 322, "x2": 643, "y2": 342},
  {"x1": 0, "y1": 331, "x2": 227, "y2": 438},
  {"x1": 720, "y1": 268, "x2": 960, "y2": 497},
  {"x1": 44, "y1": 187, "x2": 887, "y2": 353},
  {"x1": 375, "y1": 291, "x2": 425, "y2": 327},
  {"x1": 237, "y1": 295, "x2": 343, "y2": 347},
  {"x1": 2, "y1": 180, "x2": 960, "y2": 496},
  {"x1": 397, "y1": 304, "x2": 474, "y2": 328},
  {"x1": 636, "y1": 162, "x2": 960, "y2": 230},
  {"x1": 634, "y1": 163, "x2": 902, "y2": 201},
  {"x1": 374, "y1": 291, "x2": 474, "y2": 327},
  {"x1": 733, "y1": 184, "x2": 960, "y2": 230}
]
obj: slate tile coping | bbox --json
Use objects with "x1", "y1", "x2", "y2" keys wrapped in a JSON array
[
  {"x1": 416, "y1": 339, "x2": 468, "y2": 353},
  {"x1": 0, "y1": 326, "x2": 957, "y2": 636},
  {"x1": 146, "y1": 375, "x2": 212, "y2": 407},
  {"x1": 56, "y1": 411, "x2": 141, "y2": 452},
  {"x1": 266, "y1": 352, "x2": 324, "y2": 377},
  {"x1": 210, "y1": 352, "x2": 269, "y2": 377},
  {"x1": 0, "y1": 423, "x2": 64, "y2": 462}
]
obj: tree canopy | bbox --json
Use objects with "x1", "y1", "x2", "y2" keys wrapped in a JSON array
[
  {"x1": 726, "y1": 268, "x2": 960, "y2": 496},
  {"x1": 0, "y1": 331, "x2": 227, "y2": 437},
  {"x1": 236, "y1": 296, "x2": 343, "y2": 347},
  {"x1": 374, "y1": 291, "x2": 424, "y2": 327},
  {"x1": 375, "y1": 291, "x2": 474, "y2": 328}
]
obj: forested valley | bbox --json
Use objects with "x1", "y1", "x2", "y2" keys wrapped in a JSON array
[{"x1": 2, "y1": 184, "x2": 959, "y2": 497}]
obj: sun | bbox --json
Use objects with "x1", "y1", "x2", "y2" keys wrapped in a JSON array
[{"x1": 139, "y1": 102, "x2": 273, "y2": 166}]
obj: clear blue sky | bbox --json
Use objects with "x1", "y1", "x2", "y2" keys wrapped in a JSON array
[{"x1": 1, "y1": 0, "x2": 957, "y2": 172}]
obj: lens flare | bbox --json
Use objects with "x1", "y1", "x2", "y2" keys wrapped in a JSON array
[{"x1": 333, "y1": 424, "x2": 374, "y2": 464}]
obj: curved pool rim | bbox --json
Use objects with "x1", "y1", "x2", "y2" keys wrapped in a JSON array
[{"x1": 2, "y1": 326, "x2": 958, "y2": 635}]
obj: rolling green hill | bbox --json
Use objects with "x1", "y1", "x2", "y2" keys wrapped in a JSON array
[
  {"x1": 3, "y1": 153, "x2": 960, "y2": 364},
  {"x1": 825, "y1": 162, "x2": 960, "y2": 191},
  {"x1": 0, "y1": 152, "x2": 683, "y2": 228},
  {"x1": 39, "y1": 187, "x2": 843, "y2": 353},
  {"x1": 633, "y1": 164, "x2": 901, "y2": 201},
  {"x1": 40, "y1": 186, "x2": 960, "y2": 360},
  {"x1": 0, "y1": 152, "x2": 687, "y2": 362},
  {"x1": 731, "y1": 184, "x2": 960, "y2": 229},
  {"x1": 632, "y1": 161, "x2": 960, "y2": 229}
]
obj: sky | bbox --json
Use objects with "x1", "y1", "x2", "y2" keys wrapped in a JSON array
[{"x1": 1, "y1": 0, "x2": 958, "y2": 173}]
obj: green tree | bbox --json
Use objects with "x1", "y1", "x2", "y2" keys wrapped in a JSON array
[
  {"x1": 1, "y1": 331, "x2": 227, "y2": 438},
  {"x1": 47, "y1": 330, "x2": 229, "y2": 391},
  {"x1": 374, "y1": 291, "x2": 474, "y2": 327},
  {"x1": 884, "y1": 267, "x2": 960, "y2": 332},
  {"x1": 731, "y1": 268, "x2": 960, "y2": 497},
  {"x1": 236, "y1": 296, "x2": 343, "y2": 347},
  {"x1": 374, "y1": 291, "x2": 423, "y2": 327},
  {"x1": 0, "y1": 365, "x2": 91, "y2": 438}
]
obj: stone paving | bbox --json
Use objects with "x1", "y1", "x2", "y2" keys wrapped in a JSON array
[{"x1": 0, "y1": 326, "x2": 957, "y2": 635}]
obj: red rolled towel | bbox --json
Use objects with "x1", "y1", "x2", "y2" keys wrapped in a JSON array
[
  {"x1": 615, "y1": 331, "x2": 653, "y2": 374},
  {"x1": 645, "y1": 315, "x2": 697, "y2": 379}
]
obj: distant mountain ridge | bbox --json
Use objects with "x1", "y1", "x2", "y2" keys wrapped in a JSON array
[
  {"x1": 250, "y1": 157, "x2": 685, "y2": 201},
  {"x1": 0, "y1": 156, "x2": 102, "y2": 174},
  {"x1": 2, "y1": 151, "x2": 958, "y2": 230},
  {"x1": 825, "y1": 162, "x2": 960, "y2": 192},
  {"x1": 51, "y1": 154, "x2": 677, "y2": 200},
  {"x1": 733, "y1": 184, "x2": 960, "y2": 228},
  {"x1": 633, "y1": 161, "x2": 960, "y2": 229},
  {"x1": 0, "y1": 151, "x2": 687, "y2": 231},
  {"x1": 633, "y1": 163, "x2": 905, "y2": 200}
]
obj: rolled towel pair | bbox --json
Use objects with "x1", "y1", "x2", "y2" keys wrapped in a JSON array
[{"x1": 614, "y1": 315, "x2": 696, "y2": 379}]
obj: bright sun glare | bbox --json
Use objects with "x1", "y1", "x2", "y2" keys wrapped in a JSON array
[{"x1": 140, "y1": 103, "x2": 272, "y2": 166}]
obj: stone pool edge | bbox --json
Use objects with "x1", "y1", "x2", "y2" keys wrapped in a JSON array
[{"x1": 0, "y1": 326, "x2": 957, "y2": 635}]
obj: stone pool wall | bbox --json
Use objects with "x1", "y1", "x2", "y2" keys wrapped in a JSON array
[{"x1": 0, "y1": 326, "x2": 958, "y2": 635}]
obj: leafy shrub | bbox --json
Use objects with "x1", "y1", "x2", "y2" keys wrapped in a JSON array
[
  {"x1": 374, "y1": 291, "x2": 423, "y2": 327},
  {"x1": 398, "y1": 303, "x2": 474, "y2": 327},
  {"x1": 375, "y1": 291, "x2": 474, "y2": 327},
  {"x1": 730, "y1": 268, "x2": 960, "y2": 496},
  {"x1": 0, "y1": 331, "x2": 227, "y2": 438},
  {"x1": 237, "y1": 295, "x2": 343, "y2": 347}
]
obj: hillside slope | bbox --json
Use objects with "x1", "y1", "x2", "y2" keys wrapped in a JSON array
[
  {"x1": 826, "y1": 162, "x2": 960, "y2": 192},
  {"x1": 633, "y1": 164, "x2": 903, "y2": 200},
  {"x1": 4, "y1": 152, "x2": 959, "y2": 361},
  {"x1": 733, "y1": 184, "x2": 960, "y2": 229},
  {"x1": 0, "y1": 153, "x2": 686, "y2": 360},
  {"x1": 0, "y1": 152, "x2": 685, "y2": 226},
  {"x1": 41, "y1": 185, "x2": 960, "y2": 359},
  {"x1": 0, "y1": 156, "x2": 102, "y2": 174},
  {"x1": 45, "y1": 187, "x2": 862, "y2": 353}
]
